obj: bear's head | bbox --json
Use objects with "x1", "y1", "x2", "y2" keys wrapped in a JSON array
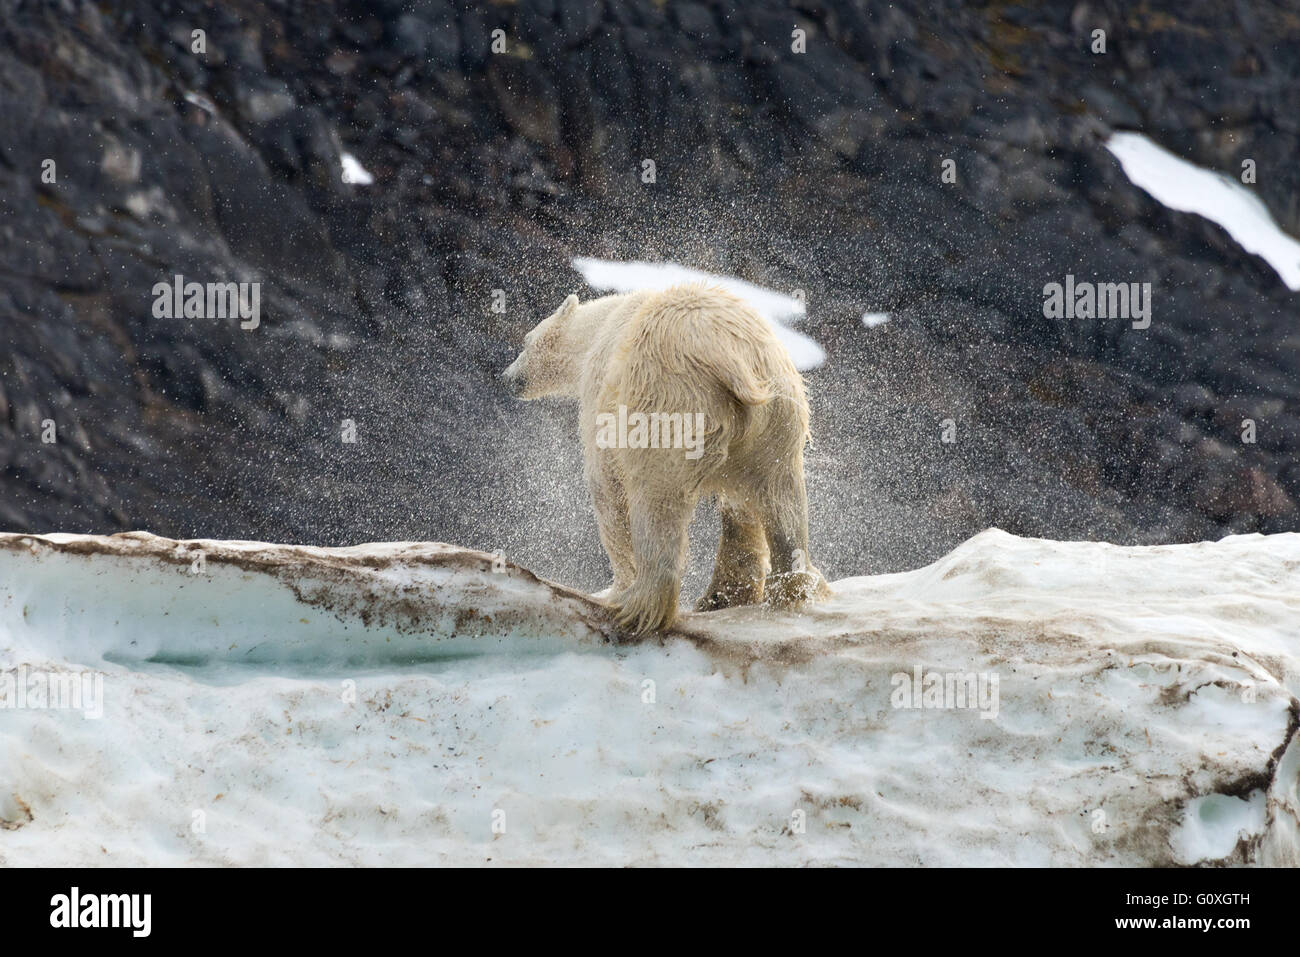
[{"x1": 502, "y1": 293, "x2": 581, "y2": 399}]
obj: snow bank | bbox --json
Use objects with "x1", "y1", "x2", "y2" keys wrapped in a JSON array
[
  {"x1": 1, "y1": 528, "x2": 1297, "y2": 866},
  {"x1": 571, "y1": 257, "x2": 827, "y2": 371},
  {"x1": 1105, "y1": 132, "x2": 1300, "y2": 290}
]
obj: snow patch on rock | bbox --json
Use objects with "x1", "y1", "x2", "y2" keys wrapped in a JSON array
[
  {"x1": 340, "y1": 152, "x2": 374, "y2": 186},
  {"x1": 1106, "y1": 132, "x2": 1300, "y2": 290}
]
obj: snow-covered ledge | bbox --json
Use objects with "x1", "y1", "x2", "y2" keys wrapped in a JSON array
[{"x1": 0, "y1": 529, "x2": 1297, "y2": 866}]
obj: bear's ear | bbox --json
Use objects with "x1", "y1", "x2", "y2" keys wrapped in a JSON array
[{"x1": 559, "y1": 293, "x2": 579, "y2": 316}]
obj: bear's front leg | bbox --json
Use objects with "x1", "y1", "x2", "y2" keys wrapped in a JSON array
[
  {"x1": 696, "y1": 501, "x2": 769, "y2": 611},
  {"x1": 588, "y1": 468, "x2": 636, "y2": 600}
]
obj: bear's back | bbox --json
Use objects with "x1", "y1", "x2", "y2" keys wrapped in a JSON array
[
  {"x1": 617, "y1": 284, "x2": 789, "y2": 371},
  {"x1": 633, "y1": 283, "x2": 770, "y2": 339}
]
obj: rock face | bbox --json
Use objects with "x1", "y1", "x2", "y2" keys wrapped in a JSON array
[
  {"x1": 1, "y1": 528, "x2": 1297, "y2": 865},
  {"x1": 1, "y1": 0, "x2": 1298, "y2": 591}
]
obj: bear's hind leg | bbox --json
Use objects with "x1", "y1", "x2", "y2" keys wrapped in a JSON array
[
  {"x1": 610, "y1": 489, "x2": 694, "y2": 635},
  {"x1": 757, "y1": 461, "x2": 831, "y2": 609},
  {"x1": 696, "y1": 498, "x2": 769, "y2": 611}
]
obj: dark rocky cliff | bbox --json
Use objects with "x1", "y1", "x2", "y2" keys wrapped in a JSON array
[{"x1": 2, "y1": 0, "x2": 1298, "y2": 591}]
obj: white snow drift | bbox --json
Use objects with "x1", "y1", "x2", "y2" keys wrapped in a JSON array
[{"x1": 1, "y1": 528, "x2": 1297, "y2": 866}]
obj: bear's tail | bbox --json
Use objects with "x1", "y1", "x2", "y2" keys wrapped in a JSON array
[
  {"x1": 709, "y1": 353, "x2": 789, "y2": 449},
  {"x1": 709, "y1": 352, "x2": 772, "y2": 408}
]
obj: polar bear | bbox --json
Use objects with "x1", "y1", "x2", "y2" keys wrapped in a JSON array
[{"x1": 503, "y1": 283, "x2": 830, "y2": 634}]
